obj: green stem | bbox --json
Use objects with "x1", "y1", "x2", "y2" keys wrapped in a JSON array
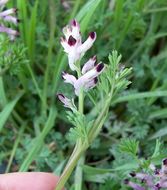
[
  {"x1": 55, "y1": 59, "x2": 117, "y2": 190},
  {"x1": 88, "y1": 75, "x2": 115, "y2": 142},
  {"x1": 75, "y1": 66, "x2": 84, "y2": 190},
  {"x1": 55, "y1": 143, "x2": 85, "y2": 190},
  {"x1": 55, "y1": 93, "x2": 112, "y2": 190},
  {"x1": 55, "y1": 63, "x2": 85, "y2": 190},
  {"x1": 74, "y1": 155, "x2": 85, "y2": 190},
  {"x1": 88, "y1": 97, "x2": 110, "y2": 142}
]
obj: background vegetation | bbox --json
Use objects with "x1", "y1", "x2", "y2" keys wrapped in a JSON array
[{"x1": 0, "y1": 0, "x2": 167, "y2": 189}]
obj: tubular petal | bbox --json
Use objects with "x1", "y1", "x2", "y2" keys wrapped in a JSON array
[
  {"x1": 62, "y1": 72, "x2": 77, "y2": 85},
  {"x1": 82, "y1": 56, "x2": 96, "y2": 74},
  {"x1": 79, "y1": 32, "x2": 96, "y2": 55}
]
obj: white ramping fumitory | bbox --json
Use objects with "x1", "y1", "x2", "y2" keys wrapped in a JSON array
[
  {"x1": 58, "y1": 19, "x2": 105, "y2": 108},
  {"x1": 0, "y1": 0, "x2": 8, "y2": 7},
  {"x1": 57, "y1": 94, "x2": 75, "y2": 110},
  {"x1": 61, "y1": 19, "x2": 96, "y2": 71},
  {"x1": 62, "y1": 57, "x2": 104, "y2": 96},
  {"x1": 124, "y1": 158, "x2": 167, "y2": 190},
  {"x1": 0, "y1": 0, "x2": 19, "y2": 40}
]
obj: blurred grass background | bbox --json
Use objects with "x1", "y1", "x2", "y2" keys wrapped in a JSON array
[{"x1": 0, "y1": 0, "x2": 167, "y2": 189}]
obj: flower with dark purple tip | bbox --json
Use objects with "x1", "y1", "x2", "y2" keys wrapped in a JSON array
[
  {"x1": 74, "y1": 62, "x2": 105, "y2": 95},
  {"x1": 155, "y1": 183, "x2": 161, "y2": 190},
  {"x1": 0, "y1": 1, "x2": 19, "y2": 40},
  {"x1": 57, "y1": 93, "x2": 75, "y2": 110},
  {"x1": 96, "y1": 63, "x2": 104, "y2": 72},
  {"x1": 62, "y1": 60, "x2": 105, "y2": 95},
  {"x1": 81, "y1": 56, "x2": 96, "y2": 74},
  {"x1": 130, "y1": 171, "x2": 136, "y2": 177},
  {"x1": 125, "y1": 158, "x2": 167, "y2": 190},
  {"x1": 124, "y1": 179, "x2": 130, "y2": 184},
  {"x1": 124, "y1": 179, "x2": 145, "y2": 190},
  {"x1": 162, "y1": 158, "x2": 167, "y2": 166},
  {"x1": 68, "y1": 35, "x2": 77, "y2": 46},
  {"x1": 61, "y1": 19, "x2": 96, "y2": 71},
  {"x1": 89, "y1": 32, "x2": 96, "y2": 39}
]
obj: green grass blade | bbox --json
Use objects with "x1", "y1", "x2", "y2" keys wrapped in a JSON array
[
  {"x1": 150, "y1": 127, "x2": 167, "y2": 139},
  {"x1": 149, "y1": 108, "x2": 167, "y2": 119},
  {"x1": 76, "y1": 0, "x2": 102, "y2": 32},
  {"x1": 115, "y1": 91, "x2": 167, "y2": 103},
  {"x1": 27, "y1": 0, "x2": 39, "y2": 62},
  {"x1": 0, "y1": 92, "x2": 24, "y2": 132},
  {"x1": 0, "y1": 76, "x2": 7, "y2": 107},
  {"x1": 17, "y1": 0, "x2": 28, "y2": 43},
  {"x1": 19, "y1": 106, "x2": 57, "y2": 171}
]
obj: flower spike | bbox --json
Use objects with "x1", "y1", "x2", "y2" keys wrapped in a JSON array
[
  {"x1": 125, "y1": 158, "x2": 167, "y2": 190},
  {"x1": 62, "y1": 60, "x2": 105, "y2": 96},
  {"x1": 61, "y1": 19, "x2": 96, "y2": 71}
]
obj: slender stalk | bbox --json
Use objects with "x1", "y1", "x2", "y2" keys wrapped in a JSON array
[
  {"x1": 55, "y1": 93, "x2": 112, "y2": 190},
  {"x1": 55, "y1": 56, "x2": 119, "y2": 190},
  {"x1": 88, "y1": 74, "x2": 116, "y2": 142},
  {"x1": 55, "y1": 144, "x2": 85, "y2": 190},
  {"x1": 55, "y1": 64, "x2": 86, "y2": 190},
  {"x1": 75, "y1": 68, "x2": 84, "y2": 190},
  {"x1": 88, "y1": 97, "x2": 110, "y2": 142},
  {"x1": 74, "y1": 155, "x2": 85, "y2": 190}
]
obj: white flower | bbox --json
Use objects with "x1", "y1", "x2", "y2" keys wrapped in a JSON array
[
  {"x1": 57, "y1": 94, "x2": 74, "y2": 109},
  {"x1": 0, "y1": 2, "x2": 19, "y2": 40},
  {"x1": 81, "y1": 55, "x2": 96, "y2": 74},
  {"x1": 62, "y1": 58, "x2": 105, "y2": 96},
  {"x1": 62, "y1": 71, "x2": 77, "y2": 85},
  {"x1": 125, "y1": 158, "x2": 167, "y2": 190},
  {"x1": 74, "y1": 62, "x2": 104, "y2": 95},
  {"x1": 61, "y1": 19, "x2": 96, "y2": 71},
  {"x1": 0, "y1": 0, "x2": 9, "y2": 7}
]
